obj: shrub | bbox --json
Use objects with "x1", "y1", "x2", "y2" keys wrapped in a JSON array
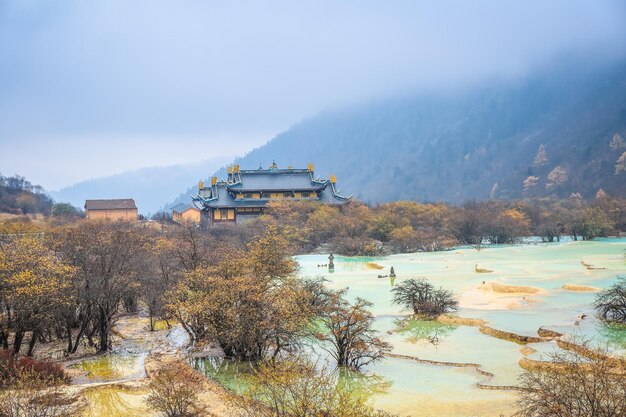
[
  {"x1": 147, "y1": 362, "x2": 203, "y2": 417},
  {"x1": 0, "y1": 350, "x2": 69, "y2": 388},
  {"x1": 0, "y1": 369, "x2": 76, "y2": 417},
  {"x1": 515, "y1": 343, "x2": 626, "y2": 417}
]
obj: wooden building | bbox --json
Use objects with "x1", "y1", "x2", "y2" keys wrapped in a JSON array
[
  {"x1": 84, "y1": 199, "x2": 138, "y2": 221},
  {"x1": 192, "y1": 162, "x2": 351, "y2": 225},
  {"x1": 171, "y1": 203, "x2": 201, "y2": 223}
]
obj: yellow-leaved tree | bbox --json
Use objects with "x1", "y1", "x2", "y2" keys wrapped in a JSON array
[
  {"x1": 165, "y1": 226, "x2": 314, "y2": 361},
  {"x1": 0, "y1": 235, "x2": 76, "y2": 355}
]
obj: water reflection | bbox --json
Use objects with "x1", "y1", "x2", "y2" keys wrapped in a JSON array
[
  {"x1": 335, "y1": 366, "x2": 391, "y2": 399},
  {"x1": 82, "y1": 387, "x2": 152, "y2": 417},
  {"x1": 598, "y1": 322, "x2": 626, "y2": 352},
  {"x1": 192, "y1": 356, "x2": 391, "y2": 402},
  {"x1": 193, "y1": 357, "x2": 255, "y2": 395},
  {"x1": 71, "y1": 353, "x2": 146, "y2": 382},
  {"x1": 394, "y1": 318, "x2": 458, "y2": 346}
]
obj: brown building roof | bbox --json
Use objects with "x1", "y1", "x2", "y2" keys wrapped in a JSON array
[{"x1": 84, "y1": 199, "x2": 137, "y2": 210}]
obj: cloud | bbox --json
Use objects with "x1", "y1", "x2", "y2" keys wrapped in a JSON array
[{"x1": 0, "y1": 0, "x2": 625, "y2": 188}]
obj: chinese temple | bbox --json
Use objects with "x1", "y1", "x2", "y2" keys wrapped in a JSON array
[{"x1": 192, "y1": 162, "x2": 351, "y2": 224}]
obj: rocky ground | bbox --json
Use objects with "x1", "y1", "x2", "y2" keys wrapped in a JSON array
[{"x1": 47, "y1": 311, "x2": 236, "y2": 417}]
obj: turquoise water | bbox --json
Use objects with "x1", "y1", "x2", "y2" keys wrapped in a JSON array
[
  {"x1": 193, "y1": 240, "x2": 625, "y2": 416},
  {"x1": 292, "y1": 239, "x2": 626, "y2": 416}
]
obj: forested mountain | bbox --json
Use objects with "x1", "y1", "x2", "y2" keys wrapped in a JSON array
[
  {"x1": 53, "y1": 157, "x2": 229, "y2": 215},
  {"x1": 173, "y1": 61, "x2": 626, "y2": 206},
  {"x1": 0, "y1": 174, "x2": 53, "y2": 215}
]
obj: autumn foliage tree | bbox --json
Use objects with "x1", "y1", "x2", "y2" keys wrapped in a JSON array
[
  {"x1": 483, "y1": 208, "x2": 530, "y2": 244},
  {"x1": 533, "y1": 144, "x2": 549, "y2": 167},
  {"x1": 0, "y1": 235, "x2": 75, "y2": 355},
  {"x1": 52, "y1": 221, "x2": 151, "y2": 352},
  {"x1": 615, "y1": 152, "x2": 626, "y2": 175},
  {"x1": 546, "y1": 165, "x2": 568, "y2": 192},
  {"x1": 609, "y1": 133, "x2": 625, "y2": 150},
  {"x1": 568, "y1": 207, "x2": 612, "y2": 241},
  {"x1": 166, "y1": 227, "x2": 314, "y2": 361},
  {"x1": 243, "y1": 198, "x2": 626, "y2": 256}
]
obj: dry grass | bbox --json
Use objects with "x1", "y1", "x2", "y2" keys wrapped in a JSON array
[
  {"x1": 365, "y1": 262, "x2": 385, "y2": 270},
  {"x1": 561, "y1": 284, "x2": 600, "y2": 292},
  {"x1": 481, "y1": 282, "x2": 544, "y2": 295}
]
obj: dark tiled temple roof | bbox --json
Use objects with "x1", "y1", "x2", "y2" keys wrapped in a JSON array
[
  {"x1": 171, "y1": 203, "x2": 197, "y2": 212},
  {"x1": 85, "y1": 199, "x2": 137, "y2": 210},
  {"x1": 229, "y1": 169, "x2": 325, "y2": 192}
]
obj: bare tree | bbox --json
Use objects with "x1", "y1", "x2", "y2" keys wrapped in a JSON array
[
  {"x1": 594, "y1": 276, "x2": 626, "y2": 324},
  {"x1": 53, "y1": 221, "x2": 150, "y2": 352},
  {"x1": 391, "y1": 278, "x2": 458, "y2": 318},
  {"x1": 316, "y1": 291, "x2": 390, "y2": 370},
  {"x1": 515, "y1": 343, "x2": 626, "y2": 417}
]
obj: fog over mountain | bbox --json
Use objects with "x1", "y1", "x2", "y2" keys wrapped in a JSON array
[
  {"x1": 169, "y1": 59, "x2": 626, "y2": 207},
  {"x1": 53, "y1": 157, "x2": 229, "y2": 215},
  {"x1": 1, "y1": 1, "x2": 625, "y2": 189}
]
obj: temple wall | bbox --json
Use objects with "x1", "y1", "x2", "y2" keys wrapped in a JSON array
[
  {"x1": 213, "y1": 208, "x2": 235, "y2": 221},
  {"x1": 86, "y1": 208, "x2": 138, "y2": 221},
  {"x1": 173, "y1": 209, "x2": 201, "y2": 223}
]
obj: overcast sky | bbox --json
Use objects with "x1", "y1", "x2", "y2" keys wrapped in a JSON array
[{"x1": 1, "y1": 1, "x2": 625, "y2": 190}]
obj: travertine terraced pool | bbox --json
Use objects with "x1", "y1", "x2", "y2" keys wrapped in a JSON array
[
  {"x1": 80, "y1": 239, "x2": 625, "y2": 417},
  {"x1": 194, "y1": 239, "x2": 626, "y2": 417},
  {"x1": 292, "y1": 239, "x2": 626, "y2": 416}
]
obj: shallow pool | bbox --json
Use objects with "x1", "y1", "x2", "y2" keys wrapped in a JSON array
[{"x1": 292, "y1": 239, "x2": 626, "y2": 416}]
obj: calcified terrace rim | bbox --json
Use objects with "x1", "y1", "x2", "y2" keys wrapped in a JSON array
[{"x1": 389, "y1": 314, "x2": 626, "y2": 391}]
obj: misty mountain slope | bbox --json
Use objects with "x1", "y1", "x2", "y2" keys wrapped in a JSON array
[
  {"x1": 53, "y1": 157, "x2": 229, "y2": 214},
  {"x1": 194, "y1": 64, "x2": 626, "y2": 204}
]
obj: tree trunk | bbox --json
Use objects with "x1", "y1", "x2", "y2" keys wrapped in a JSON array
[
  {"x1": 66, "y1": 324, "x2": 74, "y2": 354},
  {"x1": 71, "y1": 321, "x2": 89, "y2": 354},
  {"x1": 13, "y1": 330, "x2": 24, "y2": 354},
  {"x1": 178, "y1": 317, "x2": 196, "y2": 343},
  {"x1": 0, "y1": 330, "x2": 8, "y2": 350},
  {"x1": 98, "y1": 313, "x2": 110, "y2": 352},
  {"x1": 149, "y1": 310, "x2": 155, "y2": 332},
  {"x1": 27, "y1": 330, "x2": 39, "y2": 357}
]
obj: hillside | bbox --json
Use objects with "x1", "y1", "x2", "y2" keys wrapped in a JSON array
[
  {"x1": 53, "y1": 157, "x2": 229, "y2": 215},
  {"x1": 172, "y1": 61, "x2": 626, "y2": 206},
  {"x1": 0, "y1": 173, "x2": 53, "y2": 215}
]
